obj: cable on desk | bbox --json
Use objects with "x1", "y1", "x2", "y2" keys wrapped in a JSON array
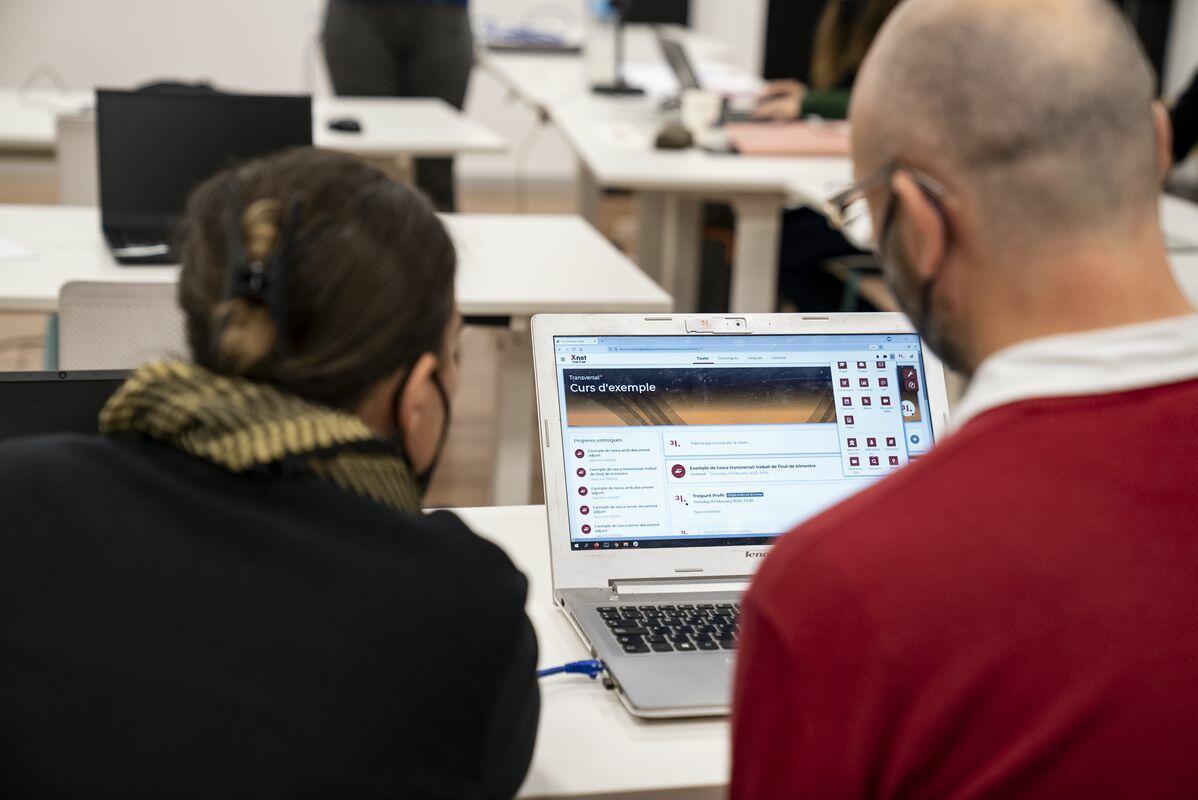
[{"x1": 537, "y1": 659, "x2": 604, "y2": 680}]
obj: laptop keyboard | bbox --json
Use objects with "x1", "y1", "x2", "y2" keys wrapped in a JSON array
[{"x1": 598, "y1": 603, "x2": 740, "y2": 654}]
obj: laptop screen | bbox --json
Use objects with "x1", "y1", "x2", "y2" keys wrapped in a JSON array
[
  {"x1": 553, "y1": 333, "x2": 935, "y2": 550},
  {"x1": 0, "y1": 372, "x2": 127, "y2": 442},
  {"x1": 97, "y1": 90, "x2": 313, "y2": 235},
  {"x1": 659, "y1": 38, "x2": 702, "y2": 91}
]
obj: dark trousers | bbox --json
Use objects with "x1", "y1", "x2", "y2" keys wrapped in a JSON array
[
  {"x1": 323, "y1": 0, "x2": 473, "y2": 211},
  {"x1": 778, "y1": 208, "x2": 867, "y2": 311}
]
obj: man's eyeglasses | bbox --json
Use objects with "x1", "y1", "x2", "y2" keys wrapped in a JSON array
[{"x1": 824, "y1": 164, "x2": 948, "y2": 253}]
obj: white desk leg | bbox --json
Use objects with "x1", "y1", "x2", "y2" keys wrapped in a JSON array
[
  {"x1": 576, "y1": 162, "x2": 601, "y2": 226},
  {"x1": 637, "y1": 191, "x2": 666, "y2": 284},
  {"x1": 660, "y1": 193, "x2": 702, "y2": 312},
  {"x1": 638, "y1": 191, "x2": 700, "y2": 311},
  {"x1": 729, "y1": 194, "x2": 786, "y2": 313},
  {"x1": 492, "y1": 318, "x2": 537, "y2": 506}
]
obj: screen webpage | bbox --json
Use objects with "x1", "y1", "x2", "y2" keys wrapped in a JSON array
[{"x1": 554, "y1": 334, "x2": 935, "y2": 550}]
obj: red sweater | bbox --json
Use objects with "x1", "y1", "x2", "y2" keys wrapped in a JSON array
[{"x1": 732, "y1": 379, "x2": 1198, "y2": 799}]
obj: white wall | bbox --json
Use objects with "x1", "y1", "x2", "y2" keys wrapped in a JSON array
[{"x1": 0, "y1": 0, "x2": 767, "y2": 183}]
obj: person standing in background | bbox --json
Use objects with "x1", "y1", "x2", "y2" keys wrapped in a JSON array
[{"x1": 324, "y1": 0, "x2": 473, "y2": 212}]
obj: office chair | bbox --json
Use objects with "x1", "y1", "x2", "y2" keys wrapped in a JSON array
[{"x1": 58, "y1": 281, "x2": 186, "y2": 370}]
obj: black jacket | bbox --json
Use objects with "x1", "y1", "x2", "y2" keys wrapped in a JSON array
[
  {"x1": 0, "y1": 434, "x2": 538, "y2": 799},
  {"x1": 1174, "y1": 70, "x2": 1198, "y2": 164}
]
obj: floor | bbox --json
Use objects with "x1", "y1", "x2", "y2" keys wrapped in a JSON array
[{"x1": 0, "y1": 167, "x2": 634, "y2": 509}]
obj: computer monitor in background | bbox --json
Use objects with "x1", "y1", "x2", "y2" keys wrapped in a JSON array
[
  {"x1": 0, "y1": 372, "x2": 128, "y2": 442},
  {"x1": 624, "y1": 0, "x2": 690, "y2": 25},
  {"x1": 96, "y1": 89, "x2": 312, "y2": 264}
]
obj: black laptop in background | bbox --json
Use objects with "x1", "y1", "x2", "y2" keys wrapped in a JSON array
[
  {"x1": 96, "y1": 89, "x2": 312, "y2": 265},
  {"x1": 0, "y1": 371, "x2": 128, "y2": 442}
]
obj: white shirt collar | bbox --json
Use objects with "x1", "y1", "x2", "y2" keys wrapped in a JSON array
[{"x1": 952, "y1": 313, "x2": 1198, "y2": 430}]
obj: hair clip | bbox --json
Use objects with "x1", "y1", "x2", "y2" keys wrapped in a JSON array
[{"x1": 221, "y1": 191, "x2": 303, "y2": 356}]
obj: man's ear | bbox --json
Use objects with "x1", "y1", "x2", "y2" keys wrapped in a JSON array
[
  {"x1": 1153, "y1": 100, "x2": 1174, "y2": 182},
  {"x1": 890, "y1": 171, "x2": 945, "y2": 280}
]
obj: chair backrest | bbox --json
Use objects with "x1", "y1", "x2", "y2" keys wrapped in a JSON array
[
  {"x1": 58, "y1": 281, "x2": 187, "y2": 370},
  {"x1": 55, "y1": 111, "x2": 99, "y2": 207}
]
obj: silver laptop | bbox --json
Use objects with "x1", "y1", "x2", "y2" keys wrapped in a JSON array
[{"x1": 532, "y1": 313, "x2": 952, "y2": 718}]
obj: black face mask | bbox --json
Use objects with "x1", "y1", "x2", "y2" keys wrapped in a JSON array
[
  {"x1": 389, "y1": 367, "x2": 452, "y2": 499},
  {"x1": 877, "y1": 189, "x2": 970, "y2": 375}
]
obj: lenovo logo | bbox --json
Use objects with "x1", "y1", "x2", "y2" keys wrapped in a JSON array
[{"x1": 745, "y1": 551, "x2": 768, "y2": 558}]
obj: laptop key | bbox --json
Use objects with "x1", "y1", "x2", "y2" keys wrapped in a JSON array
[
  {"x1": 623, "y1": 642, "x2": 651, "y2": 654},
  {"x1": 651, "y1": 641, "x2": 674, "y2": 653},
  {"x1": 617, "y1": 634, "x2": 645, "y2": 645},
  {"x1": 647, "y1": 635, "x2": 667, "y2": 644},
  {"x1": 697, "y1": 640, "x2": 720, "y2": 651},
  {"x1": 719, "y1": 639, "x2": 738, "y2": 650},
  {"x1": 616, "y1": 626, "x2": 649, "y2": 636},
  {"x1": 675, "y1": 641, "x2": 698, "y2": 652}
]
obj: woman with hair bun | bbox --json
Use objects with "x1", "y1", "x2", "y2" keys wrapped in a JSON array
[{"x1": 0, "y1": 147, "x2": 538, "y2": 799}]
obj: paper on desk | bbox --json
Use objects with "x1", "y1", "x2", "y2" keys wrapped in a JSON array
[
  {"x1": 0, "y1": 239, "x2": 36, "y2": 261},
  {"x1": 724, "y1": 121, "x2": 852, "y2": 157}
]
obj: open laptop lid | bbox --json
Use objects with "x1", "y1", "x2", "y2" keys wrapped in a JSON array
[
  {"x1": 0, "y1": 371, "x2": 128, "y2": 442},
  {"x1": 656, "y1": 35, "x2": 703, "y2": 92},
  {"x1": 532, "y1": 314, "x2": 951, "y2": 594},
  {"x1": 96, "y1": 89, "x2": 313, "y2": 239}
]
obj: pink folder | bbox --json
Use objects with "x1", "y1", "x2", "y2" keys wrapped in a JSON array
[{"x1": 724, "y1": 121, "x2": 851, "y2": 157}]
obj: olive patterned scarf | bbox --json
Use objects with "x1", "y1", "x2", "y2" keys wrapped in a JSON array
[{"x1": 99, "y1": 361, "x2": 420, "y2": 513}]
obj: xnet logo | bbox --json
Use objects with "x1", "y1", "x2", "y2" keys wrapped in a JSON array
[{"x1": 569, "y1": 354, "x2": 588, "y2": 363}]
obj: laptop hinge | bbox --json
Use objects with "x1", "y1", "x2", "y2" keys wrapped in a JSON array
[{"x1": 609, "y1": 575, "x2": 751, "y2": 596}]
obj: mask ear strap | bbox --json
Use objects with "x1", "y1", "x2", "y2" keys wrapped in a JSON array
[{"x1": 389, "y1": 359, "x2": 453, "y2": 497}]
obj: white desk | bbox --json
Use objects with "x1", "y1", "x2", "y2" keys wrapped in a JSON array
[
  {"x1": 454, "y1": 504, "x2": 728, "y2": 800},
  {"x1": 0, "y1": 205, "x2": 672, "y2": 505},
  {"x1": 479, "y1": 28, "x2": 851, "y2": 313},
  {"x1": 0, "y1": 90, "x2": 506, "y2": 159}
]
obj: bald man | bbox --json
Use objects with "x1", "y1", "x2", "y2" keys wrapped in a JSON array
[{"x1": 732, "y1": 1, "x2": 1198, "y2": 797}]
